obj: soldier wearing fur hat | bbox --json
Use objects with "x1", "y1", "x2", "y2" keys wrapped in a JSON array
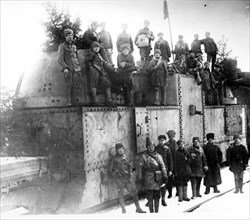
[
  {"x1": 155, "y1": 135, "x2": 173, "y2": 206},
  {"x1": 85, "y1": 41, "x2": 116, "y2": 107},
  {"x1": 109, "y1": 44, "x2": 137, "y2": 106},
  {"x1": 57, "y1": 28, "x2": 81, "y2": 106},
  {"x1": 227, "y1": 135, "x2": 249, "y2": 193},
  {"x1": 108, "y1": 143, "x2": 146, "y2": 214},
  {"x1": 203, "y1": 133, "x2": 222, "y2": 194},
  {"x1": 154, "y1": 33, "x2": 171, "y2": 63},
  {"x1": 148, "y1": 49, "x2": 169, "y2": 106},
  {"x1": 138, "y1": 140, "x2": 167, "y2": 213},
  {"x1": 173, "y1": 35, "x2": 189, "y2": 61},
  {"x1": 188, "y1": 137, "x2": 208, "y2": 199},
  {"x1": 166, "y1": 130, "x2": 178, "y2": 198}
]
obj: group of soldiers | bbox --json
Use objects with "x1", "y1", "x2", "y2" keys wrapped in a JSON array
[
  {"x1": 108, "y1": 131, "x2": 249, "y2": 214},
  {"x1": 57, "y1": 20, "x2": 227, "y2": 107}
]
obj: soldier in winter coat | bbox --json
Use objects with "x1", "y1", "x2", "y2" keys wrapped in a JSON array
[
  {"x1": 84, "y1": 41, "x2": 116, "y2": 107},
  {"x1": 81, "y1": 21, "x2": 109, "y2": 62},
  {"x1": 57, "y1": 29, "x2": 81, "y2": 106},
  {"x1": 138, "y1": 141, "x2": 167, "y2": 213},
  {"x1": 98, "y1": 22, "x2": 113, "y2": 64},
  {"x1": 191, "y1": 34, "x2": 202, "y2": 56},
  {"x1": 166, "y1": 130, "x2": 178, "y2": 198},
  {"x1": 135, "y1": 20, "x2": 155, "y2": 61},
  {"x1": 108, "y1": 143, "x2": 146, "y2": 213},
  {"x1": 154, "y1": 33, "x2": 171, "y2": 63},
  {"x1": 188, "y1": 137, "x2": 208, "y2": 199},
  {"x1": 200, "y1": 32, "x2": 218, "y2": 71},
  {"x1": 203, "y1": 133, "x2": 222, "y2": 194},
  {"x1": 175, "y1": 139, "x2": 192, "y2": 202},
  {"x1": 148, "y1": 49, "x2": 169, "y2": 106},
  {"x1": 173, "y1": 35, "x2": 189, "y2": 61},
  {"x1": 227, "y1": 135, "x2": 249, "y2": 193},
  {"x1": 155, "y1": 135, "x2": 173, "y2": 206},
  {"x1": 116, "y1": 24, "x2": 134, "y2": 53},
  {"x1": 110, "y1": 44, "x2": 137, "y2": 106}
]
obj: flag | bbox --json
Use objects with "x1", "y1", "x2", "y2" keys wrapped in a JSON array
[{"x1": 163, "y1": 0, "x2": 169, "y2": 19}]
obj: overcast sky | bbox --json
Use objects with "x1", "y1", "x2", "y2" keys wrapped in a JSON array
[{"x1": 1, "y1": 0, "x2": 249, "y2": 90}]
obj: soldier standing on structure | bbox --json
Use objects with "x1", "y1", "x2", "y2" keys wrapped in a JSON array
[
  {"x1": 155, "y1": 135, "x2": 173, "y2": 206},
  {"x1": 98, "y1": 22, "x2": 113, "y2": 64},
  {"x1": 111, "y1": 44, "x2": 137, "y2": 106},
  {"x1": 200, "y1": 32, "x2": 218, "y2": 71},
  {"x1": 85, "y1": 41, "x2": 116, "y2": 107},
  {"x1": 173, "y1": 35, "x2": 189, "y2": 61},
  {"x1": 175, "y1": 139, "x2": 191, "y2": 202},
  {"x1": 108, "y1": 143, "x2": 146, "y2": 214},
  {"x1": 148, "y1": 49, "x2": 169, "y2": 106},
  {"x1": 191, "y1": 34, "x2": 202, "y2": 56},
  {"x1": 135, "y1": 20, "x2": 155, "y2": 61},
  {"x1": 227, "y1": 135, "x2": 249, "y2": 193},
  {"x1": 203, "y1": 133, "x2": 222, "y2": 194},
  {"x1": 116, "y1": 24, "x2": 134, "y2": 54},
  {"x1": 57, "y1": 29, "x2": 81, "y2": 106},
  {"x1": 188, "y1": 137, "x2": 208, "y2": 199},
  {"x1": 138, "y1": 140, "x2": 167, "y2": 213},
  {"x1": 166, "y1": 130, "x2": 178, "y2": 198},
  {"x1": 154, "y1": 32, "x2": 171, "y2": 65}
]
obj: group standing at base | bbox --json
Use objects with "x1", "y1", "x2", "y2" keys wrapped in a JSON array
[
  {"x1": 108, "y1": 132, "x2": 249, "y2": 214},
  {"x1": 57, "y1": 20, "x2": 231, "y2": 107}
]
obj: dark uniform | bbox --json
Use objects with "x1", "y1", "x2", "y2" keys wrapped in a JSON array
[
  {"x1": 116, "y1": 29, "x2": 134, "y2": 53},
  {"x1": 175, "y1": 140, "x2": 192, "y2": 202},
  {"x1": 155, "y1": 136, "x2": 173, "y2": 206},
  {"x1": 173, "y1": 35, "x2": 189, "y2": 61},
  {"x1": 227, "y1": 135, "x2": 249, "y2": 193},
  {"x1": 191, "y1": 35, "x2": 202, "y2": 56},
  {"x1": 148, "y1": 49, "x2": 169, "y2": 106},
  {"x1": 154, "y1": 38, "x2": 171, "y2": 62},
  {"x1": 138, "y1": 142, "x2": 167, "y2": 213},
  {"x1": 84, "y1": 41, "x2": 115, "y2": 106},
  {"x1": 188, "y1": 137, "x2": 208, "y2": 198},
  {"x1": 203, "y1": 133, "x2": 222, "y2": 194},
  {"x1": 110, "y1": 44, "x2": 136, "y2": 106},
  {"x1": 108, "y1": 143, "x2": 146, "y2": 213},
  {"x1": 57, "y1": 29, "x2": 81, "y2": 106}
]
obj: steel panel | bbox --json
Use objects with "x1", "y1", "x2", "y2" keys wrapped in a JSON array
[{"x1": 180, "y1": 75, "x2": 203, "y2": 144}]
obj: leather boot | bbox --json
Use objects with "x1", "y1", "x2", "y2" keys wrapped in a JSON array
[
  {"x1": 148, "y1": 199, "x2": 154, "y2": 213},
  {"x1": 234, "y1": 175, "x2": 239, "y2": 193},
  {"x1": 183, "y1": 186, "x2": 190, "y2": 201},
  {"x1": 133, "y1": 196, "x2": 146, "y2": 213},
  {"x1": 178, "y1": 186, "x2": 183, "y2": 202},
  {"x1": 196, "y1": 179, "x2": 202, "y2": 197},
  {"x1": 239, "y1": 178, "x2": 243, "y2": 193},
  {"x1": 191, "y1": 179, "x2": 197, "y2": 199},
  {"x1": 106, "y1": 88, "x2": 116, "y2": 107},
  {"x1": 125, "y1": 90, "x2": 133, "y2": 107},
  {"x1": 91, "y1": 88, "x2": 98, "y2": 106},
  {"x1": 161, "y1": 186, "x2": 167, "y2": 206},
  {"x1": 213, "y1": 186, "x2": 220, "y2": 193},
  {"x1": 118, "y1": 195, "x2": 126, "y2": 213},
  {"x1": 161, "y1": 87, "x2": 167, "y2": 106},
  {"x1": 153, "y1": 88, "x2": 160, "y2": 106},
  {"x1": 154, "y1": 199, "x2": 159, "y2": 213},
  {"x1": 204, "y1": 186, "x2": 210, "y2": 195}
]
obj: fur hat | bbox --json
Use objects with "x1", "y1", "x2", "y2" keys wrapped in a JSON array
[
  {"x1": 167, "y1": 130, "x2": 176, "y2": 136},
  {"x1": 154, "y1": 49, "x2": 161, "y2": 55},
  {"x1": 177, "y1": 139, "x2": 185, "y2": 146},
  {"x1": 64, "y1": 28, "x2": 73, "y2": 36},
  {"x1": 158, "y1": 135, "x2": 166, "y2": 140},
  {"x1": 192, "y1": 137, "x2": 200, "y2": 142},
  {"x1": 120, "y1": 43, "x2": 131, "y2": 51},
  {"x1": 206, "y1": 133, "x2": 215, "y2": 140},
  {"x1": 233, "y1": 134, "x2": 240, "y2": 140},
  {"x1": 115, "y1": 143, "x2": 124, "y2": 150},
  {"x1": 91, "y1": 41, "x2": 100, "y2": 49}
]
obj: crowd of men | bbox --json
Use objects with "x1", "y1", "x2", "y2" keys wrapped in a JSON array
[
  {"x1": 58, "y1": 20, "x2": 227, "y2": 107},
  {"x1": 108, "y1": 132, "x2": 249, "y2": 214}
]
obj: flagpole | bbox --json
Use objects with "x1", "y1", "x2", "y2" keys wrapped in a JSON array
[{"x1": 164, "y1": 0, "x2": 175, "y2": 62}]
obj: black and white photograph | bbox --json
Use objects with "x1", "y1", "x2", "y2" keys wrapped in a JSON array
[{"x1": 0, "y1": 0, "x2": 250, "y2": 219}]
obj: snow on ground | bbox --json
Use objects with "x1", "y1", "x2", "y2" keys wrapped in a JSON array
[{"x1": 1, "y1": 166, "x2": 250, "y2": 220}]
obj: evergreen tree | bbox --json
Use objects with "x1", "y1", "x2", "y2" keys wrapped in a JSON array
[
  {"x1": 216, "y1": 35, "x2": 232, "y2": 62},
  {"x1": 42, "y1": 2, "x2": 82, "y2": 52}
]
